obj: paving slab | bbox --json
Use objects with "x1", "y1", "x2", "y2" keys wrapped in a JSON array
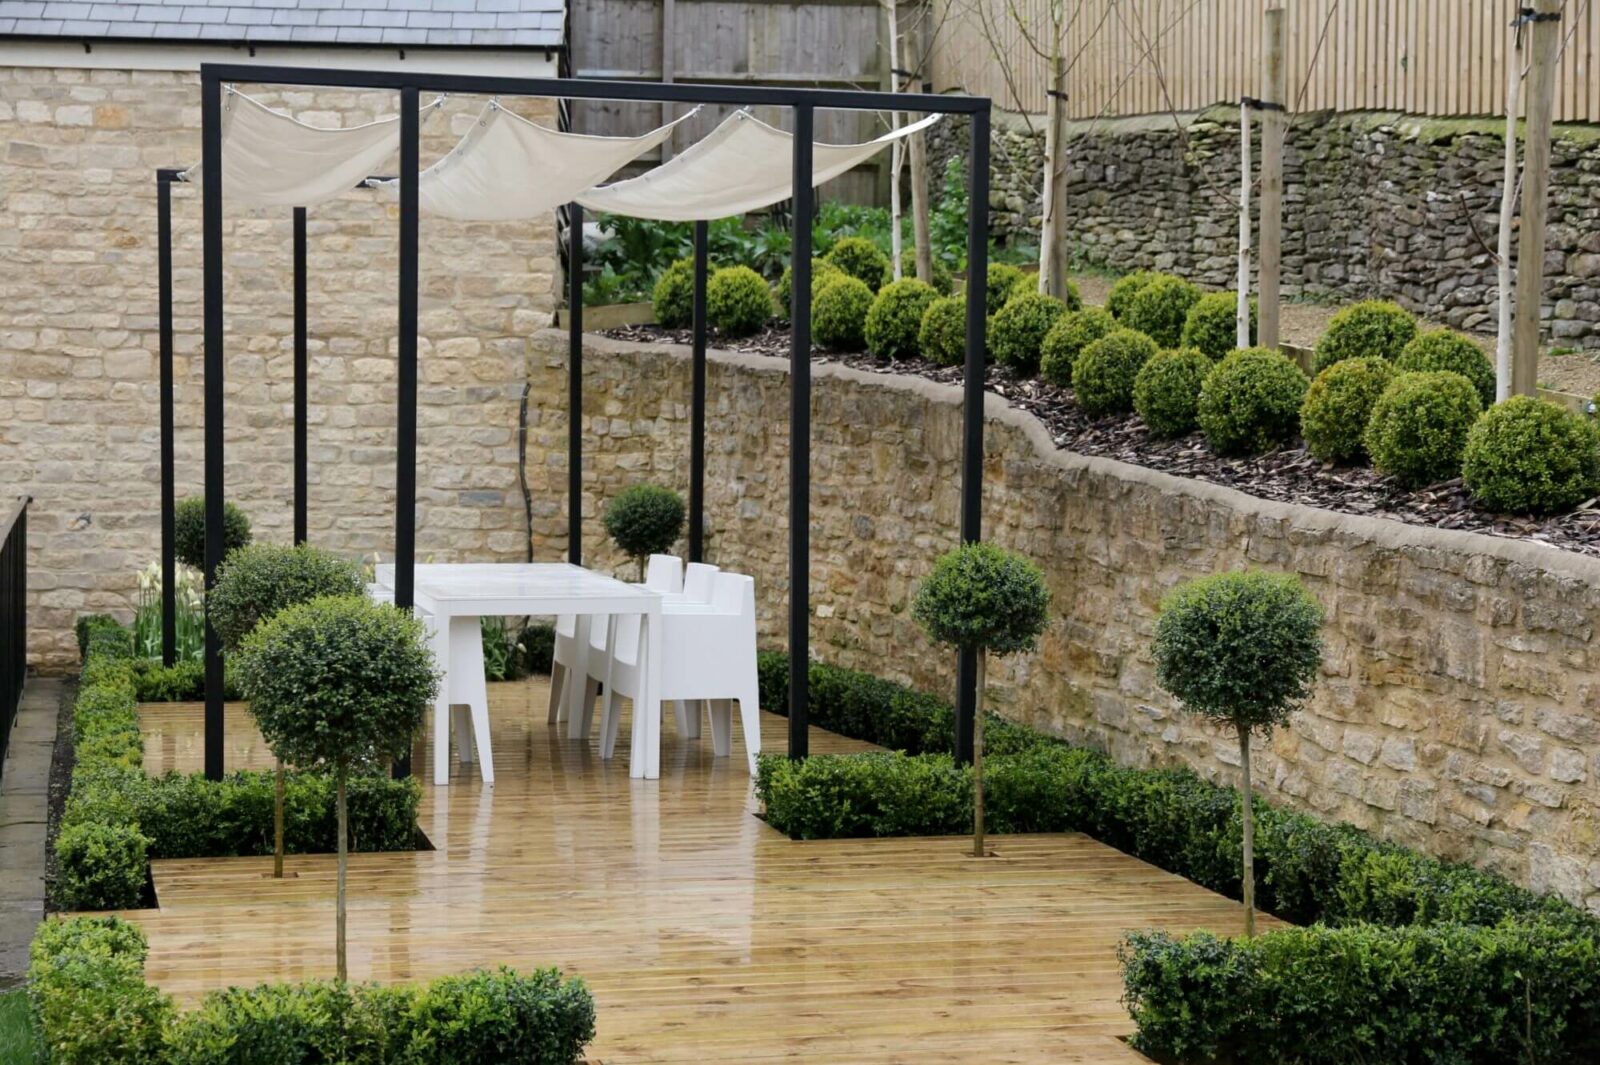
[{"x1": 0, "y1": 678, "x2": 63, "y2": 987}]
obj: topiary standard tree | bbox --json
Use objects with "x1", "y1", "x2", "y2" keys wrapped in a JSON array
[
  {"x1": 603, "y1": 484, "x2": 686, "y2": 581},
  {"x1": 209, "y1": 543, "x2": 365, "y2": 878},
  {"x1": 1152, "y1": 571, "x2": 1323, "y2": 935},
  {"x1": 912, "y1": 543, "x2": 1050, "y2": 858},
  {"x1": 173, "y1": 496, "x2": 252, "y2": 571},
  {"x1": 236, "y1": 596, "x2": 437, "y2": 981}
]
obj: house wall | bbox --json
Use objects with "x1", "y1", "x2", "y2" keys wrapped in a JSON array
[{"x1": 0, "y1": 55, "x2": 559, "y2": 668}]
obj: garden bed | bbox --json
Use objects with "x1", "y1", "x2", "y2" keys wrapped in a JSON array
[{"x1": 601, "y1": 321, "x2": 1600, "y2": 558}]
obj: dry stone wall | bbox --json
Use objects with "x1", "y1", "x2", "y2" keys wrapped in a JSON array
[
  {"x1": 533, "y1": 329, "x2": 1600, "y2": 913},
  {"x1": 0, "y1": 65, "x2": 558, "y2": 667}
]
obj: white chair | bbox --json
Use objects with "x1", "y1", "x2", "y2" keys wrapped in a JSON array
[
  {"x1": 671, "y1": 562, "x2": 719, "y2": 738},
  {"x1": 600, "y1": 571, "x2": 761, "y2": 775}
]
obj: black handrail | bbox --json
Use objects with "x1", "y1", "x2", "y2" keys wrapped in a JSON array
[{"x1": 0, "y1": 495, "x2": 31, "y2": 784}]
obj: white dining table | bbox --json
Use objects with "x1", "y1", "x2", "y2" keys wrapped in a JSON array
[{"x1": 374, "y1": 562, "x2": 665, "y2": 782}]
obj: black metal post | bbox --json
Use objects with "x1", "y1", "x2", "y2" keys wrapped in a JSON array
[
  {"x1": 788, "y1": 104, "x2": 814, "y2": 761},
  {"x1": 393, "y1": 87, "x2": 420, "y2": 780},
  {"x1": 157, "y1": 171, "x2": 177, "y2": 668},
  {"x1": 293, "y1": 206, "x2": 308, "y2": 546},
  {"x1": 567, "y1": 202, "x2": 584, "y2": 564},
  {"x1": 954, "y1": 106, "x2": 991, "y2": 767},
  {"x1": 200, "y1": 74, "x2": 225, "y2": 781},
  {"x1": 689, "y1": 219, "x2": 708, "y2": 563}
]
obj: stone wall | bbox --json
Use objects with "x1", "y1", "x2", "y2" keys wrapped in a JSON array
[
  {"x1": 533, "y1": 328, "x2": 1600, "y2": 912},
  {"x1": 0, "y1": 65, "x2": 559, "y2": 668},
  {"x1": 930, "y1": 109, "x2": 1600, "y2": 348}
]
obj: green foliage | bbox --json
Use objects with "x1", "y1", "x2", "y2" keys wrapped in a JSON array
[
  {"x1": 602, "y1": 483, "x2": 686, "y2": 572},
  {"x1": 705, "y1": 265, "x2": 773, "y2": 337},
  {"x1": 208, "y1": 543, "x2": 364, "y2": 653},
  {"x1": 1181, "y1": 291, "x2": 1255, "y2": 359},
  {"x1": 1152, "y1": 571, "x2": 1324, "y2": 735},
  {"x1": 1072, "y1": 328, "x2": 1160, "y2": 417},
  {"x1": 758, "y1": 752, "x2": 972, "y2": 839},
  {"x1": 27, "y1": 917, "x2": 171, "y2": 1065},
  {"x1": 864, "y1": 277, "x2": 938, "y2": 360},
  {"x1": 1197, "y1": 347, "x2": 1310, "y2": 456},
  {"x1": 1364, "y1": 370, "x2": 1482, "y2": 487},
  {"x1": 80, "y1": 617, "x2": 133, "y2": 662},
  {"x1": 0, "y1": 987, "x2": 39, "y2": 1065},
  {"x1": 990, "y1": 291, "x2": 1067, "y2": 374},
  {"x1": 812, "y1": 275, "x2": 874, "y2": 352},
  {"x1": 824, "y1": 236, "x2": 891, "y2": 291},
  {"x1": 1106, "y1": 269, "x2": 1159, "y2": 320},
  {"x1": 173, "y1": 496, "x2": 252, "y2": 571},
  {"x1": 650, "y1": 258, "x2": 695, "y2": 328},
  {"x1": 75, "y1": 614, "x2": 124, "y2": 660},
  {"x1": 917, "y1": 295, "x2": 967, "y2": 366},
  {"x1": 1395, "y1": 328, "x2": 1496, "y2": 407},
  {"x1": 1039, "y1": 307, "x2": 1116, "y2": 387},
  {"x1": 1122, "y1": 275, "x2": 1201, "y2": 347},
  {"x1": 1133, "y1": 347, "x2": 1213, "y2": 437},
  {"x1": 898, "y1": 249, "x2": 954, "y2": 294},
  {"x1": 775, "y1": 257, "x2": 841, "y2": 317},
  {"x1": 236, "y1": 597, "x2": 437, "y2": 773},
  {"x1": 1009, "y1": 273, "x2": 1081, "y2": 312},
  {"x1": 53, "y1": 820, "x2": 150, "y2": 911},
  {"x1": 1299, "y1": 357, "x2": 1395, "y2": 464},
  {"x1": 984, "y1": 263, "x2": 1025, "y2": 316},
  {"x1": 911, "y1": 543, "x2": 1051, "y2": 656},
  {"x1": 516, "y1": 620, "x2": 556, "y2": 676},
  {"x1": 1312, "y1": 299, "x2": 1419, "y2": 372},
  {"x1": 405, "y1": 966, "x2": 597, "y2": 1063},
  {"x1": 1463, "y1": 395, "x2": 1600, "y2": 514}
]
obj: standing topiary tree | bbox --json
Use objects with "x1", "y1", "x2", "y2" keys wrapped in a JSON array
[
  {"x1": 912, "y1": 543, "x2": 1050, "y2": 858},
  {"x1": 173, "y1": 496, "x2": 252, "y2": 571},
  {"x1": 1152, "y1": 571, "x2": 1323, "y2": 935},
  {"x1": 236, "y1": 596, "x2": 437, "y2": 981},
  {"x1": 602, "y1": 484, "x2": 685, "y2": 581}
]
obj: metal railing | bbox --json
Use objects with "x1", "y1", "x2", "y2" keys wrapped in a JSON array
[{"x1": 0, "y1": 495, "x2": 30, "y2": 782}]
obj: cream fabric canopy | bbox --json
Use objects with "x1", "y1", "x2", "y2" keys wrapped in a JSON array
[
  {"x1": 579, "y1": 110, "x2": 943, "y2": 221},
  {"x1": 182, "y1": 89, "x2": 443, "y2": 209},
  {"x1": 370, "y1": 102, "x2": 698, "y2": 221}
]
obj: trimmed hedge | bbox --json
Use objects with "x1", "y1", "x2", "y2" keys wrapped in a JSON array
[
  {"x1": 173, "y1": 496, "x2": 252, "y2": 572},
  {"x1": 812, "y1": 275, "x2": 874, "y2": 352},
  {"x1": 1133, "y1": 347, "x2": 1213, "y2": 437},
  {"x1": 30, "y1": 916, "x2": 596, "y2": 1065},
  {"x1": 917, "y1": 295, "x2": 967, "y2": 366},
  {"x1": 1122, "y1": 275, "x2": 1202, "y2": 348},
  {"x1": 775, "y1": 257, "x2": 842, "y2": 318},
  {"x1": 1039, "y1": 307, "x2": 1116, "y2": 387},
  {"x1": 1072, "y1": 328, "x2": 1159, "y2": 417},
  {"x1": 651, "y1": 258, "x2": 695, "y2": 328},
  {"x1": 864, "y1": 277, "x2": 938, "y2": 360},
  {"x1": 1462, "y1": 395, "x2": 1600, "y2": 514},
  {"x1": 1299, "y1": 357, "x2": 1395, "y2": 465},
  {"x1": 1196, "y1": 347, "x2": 1309, "y2": 456},
  {"x1": 1107, "y1": 269, "x2": 1159, "y2": 320},
  {"x1": 706, "y1": 265, "x2": 773, "y2": 337},
  {"x1": 1181, "y1": 291, "x2": 1255, "y2": 360},
  {"x1": 1395, "y1": 328, "x2": 1495, "y2": 408},
  {"x1": 1364, "y1": 370, "x2": 1482, "y2": 487},
  {"x1": 984, "y1": 263, "x2": 1025, "y2": 316},
  {"x1": 824, "y1": 236, "x2": 890, "y2": 291},
  {"x1": 990, "y1": 291, "x2": 1067, "y2": 374},
  {"x1": 1312, "y1": 299, "x2": 1418, "y2": 372}
]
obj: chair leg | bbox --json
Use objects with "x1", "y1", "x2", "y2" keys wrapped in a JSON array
[
  {"x1": 737, "y1": 683, "x2": 761, "y2": 776},
  {"x1": 677, "y1": 700, "x2": 703, "y2": 739},
  {"x1": 708, "y1": 698, "x2": 732, "y2": 757},
  {"x1": 546, "y1": 662, "x2": 568, "y2": 725},
  {"x1": 672, "y1": 698, "x2": 692, "y2": 738},
  {"x1": 599, "y1": 684, "x2": 622, "y2": 759},
  {"x1": 452, "y1": 706, "x2": 473, "y2": 762},
  {"x1": 579, "y1": 676, "x2": 601, "y2": 737}
]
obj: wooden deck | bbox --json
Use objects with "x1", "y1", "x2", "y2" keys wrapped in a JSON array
[{"x1": 126, "y1": 678, "x2": 1261, "y2": 1063}]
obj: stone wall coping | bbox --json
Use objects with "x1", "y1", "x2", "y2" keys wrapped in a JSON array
[{"x1": 552, "y1": 327, "x2": 1600, "y2": 583}]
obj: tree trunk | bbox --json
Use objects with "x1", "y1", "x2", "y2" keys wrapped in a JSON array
[
  {"x1": 1511, "y1": 0, "x2": 1561, "y2": 397},
  {"x1": 1237, "y1": 102, "x2": 1252, "y2": 349},
  {"x1": 887, "y1": 0, "x2": 904, "y2": 281},
  {"x1": 273, "y1": 759, "x2": 285, "y2": 879},
  {"x1": 972, "y1": 652, "x2": 987, "y2": 858},
  {"x1": 336, "y1": 763, "x2": 348, "y2": 981},
  {"x1": 1497, "y1": 31, "x2": 1523, "y2": 402},
  {"x1": 906, "y1": 22, "x2": 934, "y2": 286},
  {"x1": 1038, "y1": 51, "x2": 1070, "y2": 300},
  {"x1": 1238, "y1": 730, "x2": 1256, "y2": 937}
]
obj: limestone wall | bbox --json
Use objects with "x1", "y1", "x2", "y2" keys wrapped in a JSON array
[
  {"x1": 533, "y1": 329, "x2": 1600, "y2": 912},
  {"x1": 0, "y1": 65, "x2": 558, "y2": 667}
]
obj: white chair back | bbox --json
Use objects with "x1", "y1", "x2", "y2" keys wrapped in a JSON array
[
  {"x1": 682, "y1": 562, "x2": 719, "y2": 603},
  {"x1": 712, "y1": 571, "x2": 753, "y2": 615},
  {"x1": 645, "y1": 553, "x2": 683, "y2": 593}
]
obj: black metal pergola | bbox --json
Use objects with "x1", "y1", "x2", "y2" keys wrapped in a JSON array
[{"x1": 173, "y1": 63, "x2": 991, "y2": 780}]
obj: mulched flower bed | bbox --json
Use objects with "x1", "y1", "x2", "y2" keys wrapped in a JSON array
[{"x1": 602, "y1": 323, "x2": 1600, "y2": 559}]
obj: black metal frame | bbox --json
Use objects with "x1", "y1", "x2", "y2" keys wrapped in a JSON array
[
  {"x1": 0, "y1": 496, "x2": 30, "y2": 785},
  {"x1": 186, "y1": 63, "x2": 991, "y2": 779}
]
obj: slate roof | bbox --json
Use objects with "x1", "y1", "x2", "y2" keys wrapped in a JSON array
[{"x1": 0, "y1": 0, "x2": 566, "y2": 48}]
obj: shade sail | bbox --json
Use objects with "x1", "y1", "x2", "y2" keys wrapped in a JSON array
[
  {"x1": 370, "y1": 102, "x2": 697, "y2": 221},
  {"x1": 182, "y1": 89, "x2": 442, "y2": 209},
  {"x1": 578, "y1": 110, "x2": 943, "y2": 221}
]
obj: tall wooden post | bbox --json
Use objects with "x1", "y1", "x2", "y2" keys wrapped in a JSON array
[
  {"x1": 1257, "y1": 7, "x2": 1286, "y2": 350},
  {"x1": 1512, "y1": 0, "x2": 1561, "y2": 397},
  {"x1": 1039, "y1": 51, "x2": 1069, "y2": 300},
  {"x1": 906, "y1": 12, "x2": 934, "y2": 286},
  {"x1": 1236, "y1": 101, "x2": 1252, "y2": 349}
]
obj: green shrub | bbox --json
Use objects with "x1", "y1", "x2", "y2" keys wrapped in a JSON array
[
  {"x1": 759, "y1": 753, "x2": 971, "y2": 839},
  {"x1": 407, "y1": 966, "x2": 597, "y2": 1063},
  {"x1": 1197, "y1": 347, "x2": 1309, "y2": 456},
  {"x1": 1396, "y1": 328, "x2": 1495, "y2": 408},
  {"x1": 865, "y1": 277, "x2": 938, "y2": 360},
  {"x1": 775, "y1": 257, "x2": 841, "y2": 316},
  {"x1": 1073, "y1": 328, "x2": 1160, "y2": 417},
  {"x1": 1133, "y1": 347, "x2": 1213, "y2": 436},
  {"x1": 1107, "y1": 269, "x2": 1160, "y2": 319},
  {"x1": 1009, "y1": 273, "x2": 1081, "y2": 312},
  {"x1": 516, "y1": 620, "x2": 556, "y2": 675},
  {"x1": 1313, "y1": 299, "x2": 1418, "y2": 372},
  {"x1": 1122, "y1": 275, "x2": 1202, "y2": 347},
  {"x1": 1039, "y1": 306, "x2": 1116, "y2": 387},
  {"x1": 812, "y1": 275, "x2": 874, "y2": 351},
  {"x1": 984, "y1": 263, "x2": 1025, "y2": 316},
  {"x1": 75, "y1": 614, "x2": 124, "y2": 660},
  {"x1": 208, "y1": 543, "x2": 364, "y2": 653},
  {"x1": 650, "y1": 258, "x2": 694, "y2": 328},
  {"x1": 1462, "y1": 395, "x2": 1600, "y2": 514},
  {"x1": 53, "y1": 821, "x2": 150, "y2": 911},
  {"x1": 173, "y1": 496, "x2": 252, "y2": 572},
  {"x1": 705, "y1": 265, "x2": 773, "y2": 337},
  {"x1": 1181, "y1": 291, "x2": 1255, "y2": 359},
  {"x1": 917, "y1": 295, "x2": 968, "y2": 366},
  {"x1": 990, "y1": 292, "x2": 1067, "y2": 374},
  {"x1": 900, "y1": 249, "x2": 953, "y2": 294},
  {"x1": 824, "y1": 236, "x2": 890, "y2": 291},
  {"x1": 28, "y1": 917, "x2": 171, "y2": 1065},
  {"x1": 1299, "y1": 357, "x2": 1395, "y2": 464},
  {"x1": 601, "y1": 483, "x2": 685, "y2": 580},
  {"x1": 84, "y1": 623, "x2": 134, "y2": 662},
  {"x1": 1364, "y1": 370, "x2": 1481, "y2": 487}
]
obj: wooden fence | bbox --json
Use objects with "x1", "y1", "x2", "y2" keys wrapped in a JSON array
[{"x1": 929, "y1": 0, "x2": 1600, "y2": 124}]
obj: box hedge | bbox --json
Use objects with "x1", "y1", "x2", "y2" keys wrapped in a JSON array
[{"x1": 1462, "y1": 395, "x2": 1600, "y2": 514}]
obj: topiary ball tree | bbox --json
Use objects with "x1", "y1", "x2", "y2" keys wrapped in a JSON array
[
  {"x1": 1181, "y1": 291, "x2": 1256, "y2": 360},
  {"x1": 1134, "y1": 348, "x2": 1214, "y2": 437},
  {"x1": 173, "y1": 496, "x2": 252, "y2": 572},
  {"x1": 1040, "y1": 307, "x2": 1117, "y2": 388},
  {"x1": 813, "y1": 275, "x2": 874, "y2": 352},
  {"x1": 991, "y1": 292, "x2": 1068, "y2": 375},
  {"x1": 1152, "y1": 570, "x2": 1323, "y2": 935},
  {"x1": 1072, "y1": 328, "x2": 1159, "y2": 418},
  {"x1": 1462, "y1": 395, "x2": 1600, "y2": 514},
  {"x1": 900, "y1": 248, "x2": 954, "y2": 295},
  {"x1": 1312, "y1": 299, "x2": 1418, "y2": 373},
  {"x1": 1299, "y1": 357, "x2": 1395, "y2": 465},
  {"x1": 918, "y1": 295, "x2": 968, "y2": 367},
  {"x1": 603, "y1": 484, "x2": 686, "y2": 581},
  {"x1": 706, "y1": 265, "x2": 774, "y2": 338},
  {"x1": 865, "y1": 277, "x2": 939, "y2": 361},
  {"x1": 984, "y1": 263, "x2": 1026, "y2": 316},
  {"x1": 1107, "y1": 269, "x2": 1159, "y2": 320},
  {"x1": 651, "y1": 258, "x2": 695, "y2": 329},
  {"x1": 1122, "y1": 275, "x2": 1202, "y2": 348},
  {"x1": 1363, "y1": 371, "x2": 1482, "y2": 488},
  {"x1": 1009, "y1": 273, "x2": 1081, "y2": 312},
  {"x1": 776, "y1": 257, "x2": 841, "y2": 319},
  {"x1": 1395, "y1": 328, "x2": 1496, "y2": 409},
  {"x1": 1196, "y1": 347, "x2": 1309, "y2": 456},
  {"x1": 824, "y1": 236, "x2": 891, "y2": 291},
  {"x1": 912, "y1": 542, "x2": 1050, "y2": 858},
  {"x1": 236, "y1": 596, "x2": 438, "y2": 980}
]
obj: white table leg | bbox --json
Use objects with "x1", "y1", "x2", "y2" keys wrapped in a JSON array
[
  {"x1": 645, "y1": 603, "x2": 662, "y2": 779},
  {"x1": 566, "y1": 613, "x2": 591, "y2": 740},
  {"x1": 429, "y1": 614, "x2": 452, "y2": 786}
]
